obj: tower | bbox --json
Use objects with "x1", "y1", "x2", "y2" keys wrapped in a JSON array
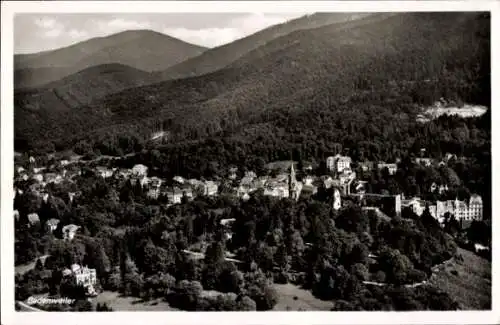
[
  {"x1": 289, "y1": 162, "x2": 297, "y2": 200},
  {"x1": 395, "y1": 194, "x2": 401, "y2": 217},
  {"x1": 333, "y1": 188, "x2": 341, "y2": 210}
]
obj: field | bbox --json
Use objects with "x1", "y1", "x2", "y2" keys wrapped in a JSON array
[
  {"x1": 273, "y1": 284, "x2": 333, "y2": 311},
  {"x1": 430, "y1": 247, "x2": 491, "y2": 310},
  {"x1": 92, "y1": 291, "x2": 180, "y2": 311}
]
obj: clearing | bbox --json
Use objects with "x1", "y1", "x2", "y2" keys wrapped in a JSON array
[
  {"x1": 429, "y1": 247, "x2": 491, "y2": 310},
  {"x1": 273, "y1": 283, "x2": 333, "y2": 311},
  {"x1": 92, "y1": 291, "x2": 180, "y2": 311}
]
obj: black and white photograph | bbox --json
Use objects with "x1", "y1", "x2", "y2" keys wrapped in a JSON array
[{"x1": 1, "y1": 1, "x2": 498, "y2": 324}]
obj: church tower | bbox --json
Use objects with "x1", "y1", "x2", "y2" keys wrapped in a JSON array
[{"x1": 289, "y1": 162, "x2": 297, "y2": 200}]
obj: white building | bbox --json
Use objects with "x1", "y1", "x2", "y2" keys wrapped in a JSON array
[
  {"x1": 333, "y1": 188, "x2": 342, "y2": 210},
  {"x1": 326, "y1": 155, "x2": 352, "y2": 173},
  {"x1": 27, "y1": 213, "x2": 40, "y2": 226},
  {"x1": 62, "y1": 224, "x2": 80, "y2": 241},
  {"x1": 63, "y1": 264, "x2": 97, "y2": 296},
  {"x1": 204, "y1": 181, "x2": 218, "y2": 196},
  {"x1": 429, "y1": 194, "x2": 483, "y2": 223},
  {"x1": 377, "y1": 163, "x2": 397, "y2": 175},
  {"x1": 132, "y1": 164, "x2": 148, "y2": 177},
  {"x1": 46, "y1": 218, "x2": 60, "y2": 232},
  {"x1": 401, "y1": 197, "x2": 426, "y2": 217}
]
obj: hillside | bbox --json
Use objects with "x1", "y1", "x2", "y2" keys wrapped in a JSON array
[
  {"x1": 158, "y1": 12, "x2": 372, "y2": 80},
  {"x1": 14, "y1": 29, "x2": 207, "y2": 88},
  {"x1": 429, "y1": 248, "x2": 491, "y2": 310},
  {"x1": 15, "y1": 12, "x2": 490, "y2": 156},
  {"x1": 15, "y1": 64, "x2": 153, "y2": 114},
  {"x1": 15, "y1": 67, "x2": 73, "y2": 89}
]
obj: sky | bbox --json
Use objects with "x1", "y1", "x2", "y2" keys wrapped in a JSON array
[{"x1": 14, "y1": 13, "x2": 309, "y2": 54}]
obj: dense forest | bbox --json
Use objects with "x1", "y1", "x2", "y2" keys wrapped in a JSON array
[{"x1": 15, "y1": 12, "x2": 490, "y2": 155}]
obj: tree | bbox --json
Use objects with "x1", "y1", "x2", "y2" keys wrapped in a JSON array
[
  {"x1": 237, "y1": 295, "x2": 257, "y2": 311},
  {"x1": 169, "y1": 280, "x2": 203, "y2": 311}
]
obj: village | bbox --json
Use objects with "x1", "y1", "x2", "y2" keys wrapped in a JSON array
[{"x1": 14, "y1": 151, "x2": 484, "y2": 239}]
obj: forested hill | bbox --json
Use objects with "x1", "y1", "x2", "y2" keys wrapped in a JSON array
[
  {"x1": 15, "y1": 12, "x2": 490, "y2": 157},
  {"x1": 15, "y1": 64, "x2": 154, "y2": 113},
  {"x1": 14, "y1": 29, "x2": 207, "y2": 88},
  {"x1": 157, "y1": 12, "x2": 373, "y2": 80}
]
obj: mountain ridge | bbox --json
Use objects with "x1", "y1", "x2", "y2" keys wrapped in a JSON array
[
  {"x1": 14, "y1": 29, "x2": 207, "y2": 88},
  {"x1": 14, "y1": 12, "x2": 490, "y2": 154}
]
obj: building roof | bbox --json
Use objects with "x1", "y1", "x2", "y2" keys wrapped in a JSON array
[
  {"x1": 62, "y1": 224, "x2": 80, "y2": 232},
  {"x1": 27, "y1": 213, "x2": 40, "y2": 224},
  {"x1": 470, "y1": 194, "x2": 483, "y2": 204},
  {"x1": 46, "y1": 218, "x2": 60, "y2": 226}
]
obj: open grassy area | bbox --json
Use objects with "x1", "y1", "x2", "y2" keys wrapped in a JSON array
[
  {"x1": 429, "y1": 247, "x2": 491, "y2": 310},
  {"x1": 273, "y1": 283, "x2": 333, "y2": 311},
  {"x1": 92, "y1": 291, "x2": 180, "y2": 311}
]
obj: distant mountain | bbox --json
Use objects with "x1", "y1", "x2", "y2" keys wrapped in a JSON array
[
  {"x1": 15, "y1": 12, "x2": 490, "y2": 153},
  {"x1": 15, "y1": 63, "x2": 153, "y2": 115},
  {"x1": 158, "y1": 12, "x2": 373, "y2": 80},
  {"x1": 14, "y1": 30, "x2": 207, "y2": 88}
]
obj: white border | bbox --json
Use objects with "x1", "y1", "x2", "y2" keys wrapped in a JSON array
[{"x1": 1, "y1": 1, "x2": 499, "y2": 325}]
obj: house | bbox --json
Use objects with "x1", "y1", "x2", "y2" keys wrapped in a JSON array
[
  {"x1": 204, "y1": 181, "x2": 218, "y2": 196},
  {"x1": 63, "y1": 264, "x2": 97, "y2": 296},
  {"x1": 167, "y1": 187, "x2": 184, "y2": 204},
  {"x1": 228, "y1": 167, "x2": 238, "y2": 180},
  {"x1": 415, "y1": 158, "x2": 434, "y2": 167},
  {"x1": 46, "y1": 218, "x2": 60, "y2": 233},
  {"x1": 132, "y1": 164, "x2": 148, "y2": 177},
  {"x1": 173, "y1": 176, "x2": 185, "y2": 184},
  {"x1": 147, "y1": 188, "x2": 161, "y2": 199},
  {"x1": 377, "y1": 163, "x2": 397, "y2": 175},
  {"x1": 401, "y1": 197, "x2": 426, "y2": 217},
  {"x1": 326, "y1": 155, "x2": 352, "y2": 173},
  {"x1": 303, "y1": 175, "x2": 315, "y2": 186},
  {"x1": 301, "y1": 184, "x2": 318, "y2": 198},
  {"x1": 431, "y1": 195, "x2": 483, "y2": 224},
  {"x1": 444, "y1": 153, "x2": 458, "y2": 162},
  {"x1": 68, "y1": 192, "x2": 77, "y2": 203},
  {"x1": 429, "y1": 182, "x2": 448, "y2": 194},
  {"x1": 96, "y1": 167, "x2": 114, "y2": 179},
  {"x1": 358, "y1": 161, "x2": 374, "y2": 172},
  {"x1": 62, "y1": 224, "x2": 80, "y2": 241},
  {"x1": 263, "y1": 182, "x2": 289, "y2": 199},
  {"x1": 27, "y1": 213, "x2": 40, "y2": 226},
  {"x1": 469, "y1": 194, "x2": 483, "y2": 220}
]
